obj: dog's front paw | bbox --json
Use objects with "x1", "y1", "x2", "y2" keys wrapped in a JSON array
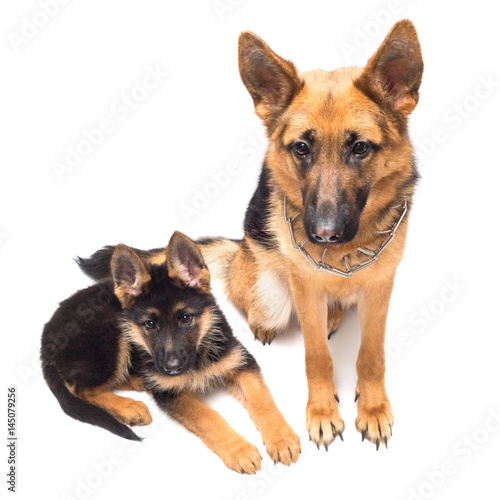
[
  {"x1": 116, "y1": 399, "x2": 152, "y2": 427},
  {"x1": 355, "y1": 391, "x2": 393, "y2": 449},
  {"x1": 263, "y1": 424, "x2": 301, "y2": 466},
  {"x1": 306, "y1": 400, "x2": 344, "y2": 450},
  {"x1": 220, "y1": 438, "x2": 262, "y2": 474}
]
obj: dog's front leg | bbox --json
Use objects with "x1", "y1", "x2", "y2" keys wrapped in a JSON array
[
  {"x1": 290, "y1": 275, "x2": 345, "y2": 450},
  {"x1": 228, "y1": 369, "x2": 301, "y2": 465},
  {"x1": 154, "y1": 391, "x2": 262, "y2": 474},
  {"x1": 355, "y1": 276, "x2": 395, "y2": 449}
]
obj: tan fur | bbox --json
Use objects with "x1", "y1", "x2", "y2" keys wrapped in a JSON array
[
  {"x1": 228, "y1": 371, "x2": 300, "y2": 464},
  {"x1": 166, "y1": 231, "x2": 211, "y2": 293},
  {"x1": 115, "y1": 375, "x2": 146, "y2": 392},
  {"x1": 111, "y1": 245, "x2": 151, "y2": 309},
  {"x1": 121, "y1": 321, "x2": 151, "y2": 355},
  {"x1": 75, "y1": 386, "x2": 152, "y2": 427},
  {"x1": 167, "y1": 391, "x2": 262, "y2": 474}
]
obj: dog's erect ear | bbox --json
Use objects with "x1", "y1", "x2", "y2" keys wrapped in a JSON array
[
  {"x1": 111, "y1": 244, "x2": 151, "y2": 308},
  {"x1": 355, "y1": 19, "x2": 423, "y2": 115},
  {"x1": 166, "y1": 231, "x2": 211, "y2": 293},
  {"x1": 238, "y1": 31, "x2": 303, "y2": 129}
]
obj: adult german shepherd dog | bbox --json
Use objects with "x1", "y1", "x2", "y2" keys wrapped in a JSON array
[{"x1": 78, "y1": 20, "x2": 423, "y2": 451}]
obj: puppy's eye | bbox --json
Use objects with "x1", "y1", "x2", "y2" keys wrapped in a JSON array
[
  {"x1": 180, "y1": 314, "x2": 192, "y2": 325},
  {"x1": 293, "y1": 142, "x2": 310, "y2": 156},
  {"x1": 352, "y1": 141, "x2": 370, "y2": 156},
  {"x1": 145, "y1": 320, "x2": 157, "y2": 330}
]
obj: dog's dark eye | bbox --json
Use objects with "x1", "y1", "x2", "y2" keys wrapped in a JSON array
[
  {"x1": 180, "y1": 314, "x2": 192, "y2": 325},
  {"x1": 352, "y1": 141, "x2": 370, "y2": 156},
  {"x1": 145, "y1": 320, "x2": 157, "y2": 330},
  {"x1": 293, "y1": 142, "x2": 310, "y2": 156}
]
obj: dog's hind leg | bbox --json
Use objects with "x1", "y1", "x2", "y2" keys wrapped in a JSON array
[
  {"x1": 327, "y1": 303, "x2": 345, "y2": 340},
  {"x1": 77, "y1": 387, "x2": 152, "y2": 427},
  {"x1": 244, "y1": 267, "x2": 294, "y2": 346}
]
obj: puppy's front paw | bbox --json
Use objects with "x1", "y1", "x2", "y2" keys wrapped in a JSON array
[
  {"x1": 306, "y1": 399, "x2": 344, "y2": 450},
  {"x1": 355, "y1": 391, "x2": 393, "y2": 449},
  {"x1": 220, "y1": 438, "x2": 262, "y2": 474},
  {"x1": 263, "y1": 424, "x2": 301, "y2": 466}
]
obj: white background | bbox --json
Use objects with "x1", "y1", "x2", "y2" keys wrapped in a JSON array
[{"x1": 2, "y1": 1, "x2": 500, "y2": 499}]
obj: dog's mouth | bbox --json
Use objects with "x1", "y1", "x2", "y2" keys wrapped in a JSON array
[{"x1": 154, "y1": 357, "x2": 194, "y2": 378}]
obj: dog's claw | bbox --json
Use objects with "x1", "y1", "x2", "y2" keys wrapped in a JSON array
[
  {"x1": 384, "y1": 436, "x2": 388, "y2": 448},
  {"x1": 376, "y1": 438, "x2": 380, "y2": 451},
  {"x1": 338, "y1": 431, "x2": 343, "y2": 442},
  {"x1": 361, "y1": 429, "x2": 366, "y2": 442},
  {"x1": 334, "y1": 393, "x2": 340, "y2": 403},
  {"x1": 355, "y1": 392, "x2": 360, "y2": 403}
]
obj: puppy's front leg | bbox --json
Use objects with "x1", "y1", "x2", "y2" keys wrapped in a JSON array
[
  {"x1": 355, "y1": 276, "x2": 395, "y2": 449},
  {"x1": 228, "y1": 369, "x2": 301, "y2": 465},
  {"x1": 290, "y1": 276, "x2": 345, "y2": 449},
  {"x1": 154, "y1": 391, "x2": 261, "y2": 474}
]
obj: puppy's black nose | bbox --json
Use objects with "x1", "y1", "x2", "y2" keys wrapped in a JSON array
[
  {"x1": 311, "y1": 226, "x2": 343, "y2": 243},
  {"x1": 164, "y1": 355, "x2": 183, "y2": 375}
]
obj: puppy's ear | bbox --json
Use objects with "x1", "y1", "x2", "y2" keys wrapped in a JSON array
[
  {"x1": 238, "y1": 31, "x2": 303, "y2": 130},
  {"x1": 355, "y1": 19, "x2": 423, "y2": 115},
  {"x1": 166, "y1": 231, "x2": 210, "y2": 293},
  {"x1": 111, "y1": 244, "x2": 151, "y2": 308}
]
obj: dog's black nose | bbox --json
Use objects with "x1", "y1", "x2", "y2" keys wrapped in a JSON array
[
  {"x1": 311, "y1": 226, "x2": 343, "y2": 243},
  {"x1": 164, "y1": 355, "x2": 183, "y2": 375}
]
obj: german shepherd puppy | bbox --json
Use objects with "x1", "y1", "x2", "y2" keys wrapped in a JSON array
[
  {"x1": 41, "y1": 231, "x2": 300, "y2": 473},
  {"x1": 77, "y1": 20, "x2": 423, "y2": 451}
]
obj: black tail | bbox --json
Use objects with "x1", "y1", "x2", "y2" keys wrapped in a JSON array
[
  {"x1": 42, "y1": 361, "x2": 141, "y2": 441},
  {"x1": 75, "y1": 246, "x2": 116, "y2": 281}
]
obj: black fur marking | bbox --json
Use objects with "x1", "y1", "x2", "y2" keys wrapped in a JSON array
[
  {"x1": 77, "y1": 245, "x2": 165, "y2": 281},
  {"x1": 342, "y1": 131, "x2": 379, "y2": 168},
  {"x1": 286, "y1": 129, "x2": 317, "y2": 171},
  {"x1": 197, "y1": 237, "x2": 243, "y2": 246},
  {"x1": 356, "y1": 185, "x2": 371, "y2": 213},
  {"x1": 244, "y1": 165, "x2": 277, "y2": 249}
]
